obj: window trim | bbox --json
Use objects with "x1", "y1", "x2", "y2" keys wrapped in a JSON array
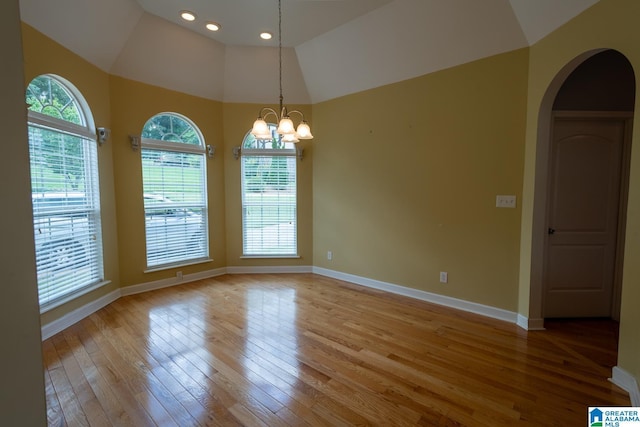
[
  {"x1": 143, "y1": 257, "x2": 213, "y2": 273},
  {"x1": 241, "y1": 148, "x2": 296, "y2": 157},
  {"x1": 240, "y1": 126, "x2": 299, "y2": 257},
  {"x1": 141, "y1": 138, "x2": 205, "y2": 154},
  {"x1": 240, "y1": 255, "x2": 301, "y2": 259},
  {"x1": 26, "y1": 74, "x2": 105, "y2": 312},
  {"x1": 140, "y1": 112, "x2": 210, "y2": 270},
  {"x1": 28, "y1": 110, "x2": 96, "y2": 141}
]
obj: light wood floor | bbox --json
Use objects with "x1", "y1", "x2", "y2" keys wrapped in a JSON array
[{"x1": 44, "y1": 274, "x2": 629, "y2": 426}]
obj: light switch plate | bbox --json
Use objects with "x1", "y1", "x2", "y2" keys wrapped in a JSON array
[{"x1": 496, "y1": 195, "x2": 516, "y2": 208}]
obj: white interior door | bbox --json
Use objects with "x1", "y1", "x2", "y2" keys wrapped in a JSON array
[{"x1": 543, "y1": 116, "x2": 625, "y2": 318}]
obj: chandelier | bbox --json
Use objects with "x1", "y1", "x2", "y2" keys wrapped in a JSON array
[{"x1": 250, "y1": 0, "x2": 313, "y2": 143}]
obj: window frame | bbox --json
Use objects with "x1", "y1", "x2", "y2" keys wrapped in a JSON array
[
  {"x1": 240, "y1": 125, "x2": 299, "y2": 258},
  {"x1": 26, "y1": 74, "x2": 106, "y2": 312},
  {"x1": 140, "y1": 112, "x2": 210, "y2": 270}
]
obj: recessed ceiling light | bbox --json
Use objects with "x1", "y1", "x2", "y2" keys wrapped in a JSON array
[
  {"x1": 260, "y1": 32, "x2": 273, "y2": 40},
  {"x1": 206, "y1": 22, "x2": 221, "y2": 32},
  {"x1": 180, "y1": 11, "x2": 196, "y2": 22}
]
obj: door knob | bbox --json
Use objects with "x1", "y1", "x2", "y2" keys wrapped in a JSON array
[{"x1": 548, "y1": 227, "x2": 556, "y2": 235}]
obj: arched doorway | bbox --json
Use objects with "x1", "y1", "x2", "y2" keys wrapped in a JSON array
[{"x1": 530, "y1": 49, "x2": 635, "y2": 324}]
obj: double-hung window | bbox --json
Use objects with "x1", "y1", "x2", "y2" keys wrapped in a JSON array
[
  {"x1": 141, "y1": 113, "x2": 209, "y2": 269},
  {"x1": 26, "y1": 74, "x2": 104, "y2": 311},
  {"x1": 241, "y1": 125, "x2": 297, "y2": 256}
]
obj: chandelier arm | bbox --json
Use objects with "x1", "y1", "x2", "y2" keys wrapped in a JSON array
[{"x1": 258, "y1": 107, "x2": 279, "y2": 121}]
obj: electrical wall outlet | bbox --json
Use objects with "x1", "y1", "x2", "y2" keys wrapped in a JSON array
[
  {"x1": 327, "y1": 251, "x2": 333, "y2": 261},
  {"x1": 439, "y1": 271, "x2": 448, "y2": 283}
]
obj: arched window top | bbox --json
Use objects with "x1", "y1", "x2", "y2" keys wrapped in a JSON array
[
  {"x1": 242, "y1": 124, "x2": 296, "y2": 152},
  {"x1": 142, "y1": 112, "x2": 203, "y2": 146},
  {"x1": 26, "y1": 74, "x2": 94, "y2": 132}
]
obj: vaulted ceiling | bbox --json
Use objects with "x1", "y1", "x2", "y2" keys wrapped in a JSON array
[{"x1": 19, "y1": 0, "x2": 600, "y2": 104}]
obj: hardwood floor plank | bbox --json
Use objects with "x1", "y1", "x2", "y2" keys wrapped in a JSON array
[
  {"x1": 115, "y1": 298, "x2": 238, "y2": 426},
  {"x1": 48, "y1": 335, "x2": 91, "y2": 426},
  {"x1": 310, "y1": 394, "x2": 373, "y2": 426},
  {"x1": 43, "y1": 274, "x2": 630, "y2": 426},
  {"x1": 61, "y1": 326, "x2": 131, "y2": 427},
  {"x1": 85, "y1": 314, "x2": 160, "y2": 426},
  {"x1": 130, "y1": 301, "x2": 280, "y2": 425},
  {"x1": 43, "y1": 340, "x2": 67, "y2": 427}
]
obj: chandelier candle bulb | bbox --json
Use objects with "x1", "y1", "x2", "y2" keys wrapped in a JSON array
[
  {"x1": 251, "y1": 118, "x2": 269, "y2": 135},
  {"x1": 296, "y1": 121, "x2": 313, "y2": 139},
  {"x1": 277, "y1": 117, "x2": 295, "y2": 135},
  {"x1": 282, "y1": 133, "x2": 299, "y2": 143}
]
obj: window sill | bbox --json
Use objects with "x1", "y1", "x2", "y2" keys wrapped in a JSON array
[
  {"x1": 240, "y1": 255, "x2": 301, "y2": 259},
  {"x1": 144, "y1": 258, "x2": 213, "y2": 273}
]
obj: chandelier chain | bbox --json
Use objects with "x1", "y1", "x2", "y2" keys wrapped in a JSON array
[
  {"x1": 278, "y1": 0, "x2": 283, "y2": 112},
  {"x1": 248, "y1": 0, "x2": 312, "y2": 141}
]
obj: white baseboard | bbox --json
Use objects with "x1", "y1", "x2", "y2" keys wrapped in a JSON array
[
  {"x1": 611, "y1": 366, "x2": 640, "y2": 406},
  {"x1": 41, "y1": 288, "x2": 121, "y2": 340},
  {"x1": 120, "y1": 267, "x2": 227, "y2": 296},
  {"x1": 226, "y1": 265, "x2": 313, "y2": 274},
  {"x1": 517, "y1": 314, "x2": 529, "y2": 330},
  {"x1": 313, "y1": 267, "x2": 518, "y2": 325}
]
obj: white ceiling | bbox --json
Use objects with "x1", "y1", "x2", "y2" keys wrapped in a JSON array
[
  {"x1": 509, "y1": 0, "x2": 599, "y2": 45},
  {"x1": 18, "y1": 0, "x2": 601, "y2": 104},
  {"x1": 136, "y1": 0, "x2": 394, "y2": 48}
]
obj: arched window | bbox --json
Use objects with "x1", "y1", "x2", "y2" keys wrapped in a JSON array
[
  {"x1": 241, "y1": 125, "x2": 297, "y2": 256},
  {"x1": 26, "y1": 74, "x2": 104, "y2": 310},
  {"x1": 141, "y1": 113, "x2": 209, "y2": 268}
]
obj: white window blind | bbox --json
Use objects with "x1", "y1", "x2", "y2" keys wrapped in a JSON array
[
  {"x1": 241, "y1": 129, "x2": 297, "y2": 256},
  {"x1": 28, "y1": 121, "x2": 103, "y2": 309},
  {"x1": 141, "y1": 113, "x2": 208, "y2": 268},
  {"x1": 27, "y1": 75, "x2": 104, "y2": 311}
]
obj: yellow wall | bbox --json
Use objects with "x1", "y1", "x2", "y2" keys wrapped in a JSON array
[
  {"x1": 518, "y1": 0, "x2": 640, "y2": 381},
  {"x1": 0, "y1": 1, "x2": 46, "y2": 423},
  {"x1": 223, "y1": 103, "x2": 313, "y2": 267},
  {"x1": 312, "y1": 48, "x2": 529, "y2": 311},
  {"x1": 110, "y1": 76, "x2": 226, "y2": 286}
]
